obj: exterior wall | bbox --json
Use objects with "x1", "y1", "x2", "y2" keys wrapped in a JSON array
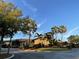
[
  {"x1": 34, "y1": 38, "x2": 50, "y2": 46},
  {"x1": 34, "y1": 38, "x2": 41, "y2": 45},
  {"x1": 42, "y1": 38, "x2": 49, "y2": 46}
]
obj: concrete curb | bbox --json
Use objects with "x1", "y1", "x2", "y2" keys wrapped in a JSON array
[{"x1": 5, "y1": 54, "x2": 14, "y2": 59}]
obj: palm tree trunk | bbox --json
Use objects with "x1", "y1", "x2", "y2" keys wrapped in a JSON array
[
  {"x1": 52, "y1": 34, "x2": 54, "y2": 40},
  {"x1": 61, "y1": 33, "x2": 63, "y2": 42},
  {"x1": 61, "y1": 33, "x2": 63, "y2": 47},
  {"x1": 55, "y1": 34, "x2": 57, "y2": 40}
]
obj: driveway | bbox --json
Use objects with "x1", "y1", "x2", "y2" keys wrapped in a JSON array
[{"x1": 12, "y1": 48, "x2": 79, "y2": 59}]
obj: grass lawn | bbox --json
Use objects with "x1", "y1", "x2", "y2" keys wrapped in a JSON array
[
  {"x1": 36, "y1": 48, "x2": 69, "y2": 52},
  {"x1": 0, "y1": 54, "x2": 12, "y2": 59}
]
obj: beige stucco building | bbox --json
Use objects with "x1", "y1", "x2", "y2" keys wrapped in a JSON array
[{"x1": 33, "y1": 37, "x2": 50, "y2": 46}]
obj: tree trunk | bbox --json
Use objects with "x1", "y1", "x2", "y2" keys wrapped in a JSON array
[
  {"x1": 7, "y1": 37, "x2": 12, "y2": 54},
  {"x1": 52, "y1": 35, "x2": 54, "y2": 40},
  {"x1": 55, "y1": 34, "x2": 57, "y2": 40},
  {"x1": 61, "y1": 33, "x2": 63, "y2": 47},
  {"x1": 0, "y1": 36, "x2": 4, "y2": 54},
  {"x1": 29, "y1": 32, "x2": 31, "y2": 48},
  {"x1": 61, "y1": 33, "x2": 63, "y2": 42}
]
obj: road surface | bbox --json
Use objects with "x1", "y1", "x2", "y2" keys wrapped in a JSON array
[{"x1": 12, "y1": 48, "x2": 79, "y2": 59}]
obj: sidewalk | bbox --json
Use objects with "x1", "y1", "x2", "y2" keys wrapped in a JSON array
[{"x1": 1, "y1": 48, "x2": 36, "y2": 54}]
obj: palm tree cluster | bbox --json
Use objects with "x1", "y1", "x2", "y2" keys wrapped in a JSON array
[
  {"x1": 51, "y1": 25, "x2": 67, "y2": 41},
  {"x1": 35, "y1": 32, "x2": 52, "y2": 40},
  {"x1": 35, "y1": 25, "x2": 67, "y2": 47}
]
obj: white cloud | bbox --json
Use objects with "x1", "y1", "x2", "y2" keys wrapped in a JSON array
[
  {"x1": 37, "y1": 23, "x2": 42, "y2": 28},
  {"x1": 64, "y1": 27, "x2": 79, "y2": 39},
  {"x1": 37, "y1": 19, "x2": 47, "y2": 28},
  {"x1": 21, "y1": 0, "x2": 37, "y2": 12}
]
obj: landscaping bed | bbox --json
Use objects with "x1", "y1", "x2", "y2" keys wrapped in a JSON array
[
  {"x1": 0, "y1": 54, "x2": 12, "y2": 59},
  {"x1": 36, "y1": 48, "x2": 69, "y2": 52}
]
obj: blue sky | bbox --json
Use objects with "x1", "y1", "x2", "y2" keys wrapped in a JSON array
[{"x1": 4, "y1": 0, "x2": 79, "y2": 41}]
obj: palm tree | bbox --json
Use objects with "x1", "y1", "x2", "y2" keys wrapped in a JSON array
[
  {"x1": 44, "y1": 32, "x2": 52, "y2": 40},
  {"x1": 44, "y1": 32, "x2": 53, "y2": 46},
  {"x1": 59, "y1": 25, "x2": 67, "y2": 41},
  {"x1": 35, "y1": 33, "x2": 43, "y2": 38},
  {"x1": 51, "y1": 26, "x2": 59, "y2": 40},
  {"x1": 21, "y1": 17, "x2": 37, "y2": 47}
]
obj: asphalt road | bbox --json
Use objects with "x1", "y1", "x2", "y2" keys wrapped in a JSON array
[
  {"x1": 12, "y1": 48, "x2": 79, "y2": 59},
  {"x1": 12, "y1": 52, "x2": 44, "y2": 59}
]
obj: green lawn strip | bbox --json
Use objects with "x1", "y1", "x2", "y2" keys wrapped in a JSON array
[
  {"x1": 36, "y1": 48, "x2": 69, "y2": 52},
  {"x1": 0, "y1": 54, "x2": 12, "y2": 59}
]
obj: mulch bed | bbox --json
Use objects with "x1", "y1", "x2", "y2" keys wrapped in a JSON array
[{"x1": 0, "y1": 54, "x2": 12, "y2": 59}]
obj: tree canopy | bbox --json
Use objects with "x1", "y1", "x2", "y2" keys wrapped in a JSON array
[
  {"x1": 0, "y1": 0, "x2": 37, "y2": 50},
  {"x1": 0, "y1": 0, "x2": 22, "y2": 42},
  {"x1": 68, "y1": 35, "x2": 79, "y2": 44},
  {"x1": 51, "y1": 25, "x2": 67, "y2": 40}
]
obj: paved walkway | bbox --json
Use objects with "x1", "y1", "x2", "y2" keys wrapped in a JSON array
[{"x1": 1, "y1": 48, "x2": 35, "y2": 53}]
